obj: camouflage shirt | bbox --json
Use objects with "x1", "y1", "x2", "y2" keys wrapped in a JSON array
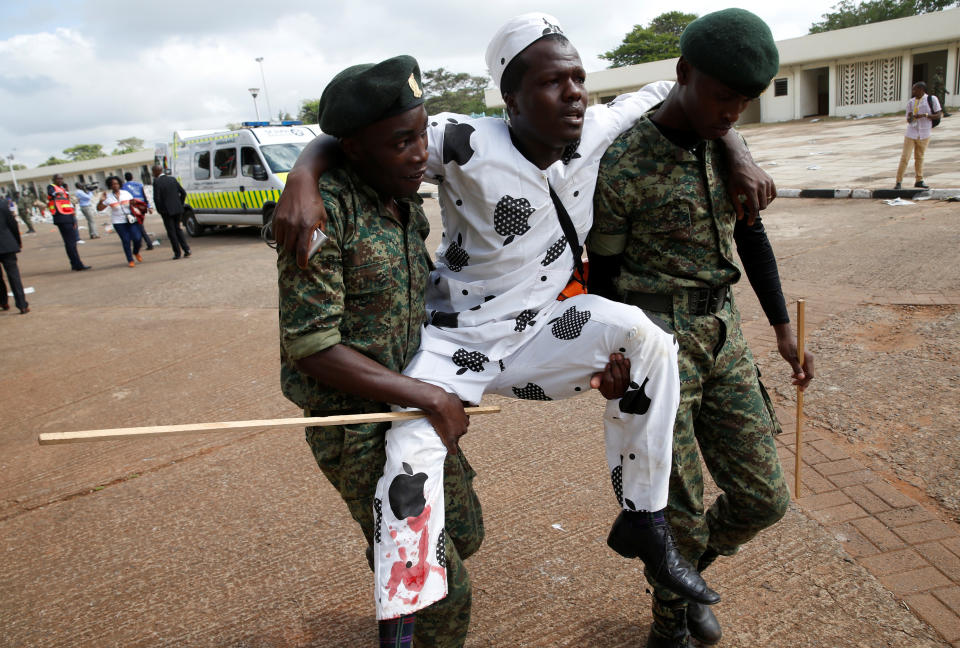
[
  {"x1": 16, "y1": 196, "x2": 33, "y2": 216},
  {"x1": 589, "y1": 115, "x2": 742, "y2": 297},
  {"x1": 278, "y1": 165, "x2": 432, "y2": 413}
]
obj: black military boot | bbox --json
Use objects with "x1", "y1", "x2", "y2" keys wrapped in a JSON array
[
  {"x1": 607, "y1": 511, "x2": 720, "y2": 605},
  {"x1": 687, "y1": 548, "x2": 722, "y2": 645},
  {"x1": 647, "y1": 596, "x2": 693, "y2": 648},
  {"x1": 686, "y1": 602, "x2": 721, "y2": 645}
]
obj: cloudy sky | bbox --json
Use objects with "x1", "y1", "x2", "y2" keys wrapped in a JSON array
[{"x1": 0, "y1": 0, "x2": 841, "y2": 167}]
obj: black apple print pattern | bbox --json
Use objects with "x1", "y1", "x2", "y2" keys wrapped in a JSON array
[
  {"x1": 431, "y1": 311, "x2": 459, "y2": 328},
  {"x1": 444, "y1": 233, "x2": 469, "y2": 272},
  {"x1": 436, "y1": 528, "x2": 446, "y2": 567},
  {"x1": 619, "y1": 377, "x2": 652, "y2": 415},
  {"x1": 512, "y1": 382, "x2": 552, "y2": 401},
  {"x1": 541, "y1": 237, "x2": 567, "y2": 266},
  {"x1": 388, "y1": 462, "x2": 428, "y2": 519},
  {"x1": 611, "y1": 463, "x2": 623, "y2": 507},
  {"x1": 442, "y1": 121, "x2": 476, "y2": 166},
  {"x1": 494, "y1": 195, "x2": 534, "y2": 245},
  {"x1": 541, "y1": 17, "x2": 563, "y2": 35},
  {"x1": 549, "y1": 305, "x2": 591, "y2": 340},
  {"x1": 514, "y1": 309, "x2": 538, "y2": 332},
  {"x1": 452, "y1": 348, "x2": 489, "y2": 375}
]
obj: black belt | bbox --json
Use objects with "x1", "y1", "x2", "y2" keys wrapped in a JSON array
[{"x1": 624, "y1": 285, "x2": 730, "y2": 317}]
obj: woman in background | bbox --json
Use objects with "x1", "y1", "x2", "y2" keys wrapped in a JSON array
[{"x1": 98, "y1": 176, "x2": 143, "y2": 267}]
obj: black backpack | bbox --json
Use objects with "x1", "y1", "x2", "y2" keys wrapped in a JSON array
[{"x1": 928, "y1": 95, "x2": 941, "y2": 128}]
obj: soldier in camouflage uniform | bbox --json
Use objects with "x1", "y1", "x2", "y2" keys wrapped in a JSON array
[
  {"x1": 931, "y1": 66, "x2": 951, "y2": 117},
  {"x1": 277, "y1": 56, "x2": 483, "y2": 648},
  {"x1": 588, "y1": 10, "x2": 815, "y2": 648},
  {"x1": 15, "y1": 191, "x2": 36, "y2": 234}
]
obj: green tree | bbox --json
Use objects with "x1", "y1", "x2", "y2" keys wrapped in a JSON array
[
  {"x1": 298, "y1": 98, "x2": 321, "y2": 125},
  {"x1": 39, "y1": 156, "x2": 69, "y2": 167},
  {"x1": 422, "y1": 68, "x2": 489, "y2": 116},
  {"x1": 601, "y1": 11, "x2": 698, "y2": 67},
  {"x1": 809, "y1": 0, "x2": 959, "y2": 33},
  {"x1": 112, "y1": 137, "x2": 144, "y2": 155},
  {"x1": 62, "y1": 144, "x2": 105, "y2": 162},
  {"x1": 277, "y1": 109, "x2": 294, "y2": 121},
  {"x1": 0, "y1": 160, "x2": 26, "y2": 172}
]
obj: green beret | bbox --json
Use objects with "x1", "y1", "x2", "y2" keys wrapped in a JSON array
[
  {"x1": 680, "y1": 8, "x2": 779, "y2": 99},
  {"x1": 319, "y1": 55, "x2": 425, "y2": 137}
]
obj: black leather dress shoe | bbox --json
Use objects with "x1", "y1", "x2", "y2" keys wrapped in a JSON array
[
  {"x1": 183, "y1": 250, "x2": 192, "y2": 257},
  {"x1": 171, "y1": 255, "x2": 181, "y2": 260},
  {"x1": 607, "y1": 511, "x2": 720, "y2": 605},
  {"x1": 687, "y1": 601, "x2": 722, "y2": 645}
]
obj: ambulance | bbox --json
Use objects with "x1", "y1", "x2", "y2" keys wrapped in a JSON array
[{"x1": 161, "y1": 121, "x2": 320, "y2": 236}]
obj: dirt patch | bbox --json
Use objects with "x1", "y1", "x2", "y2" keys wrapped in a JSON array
[{"x1": 765, "y1": 304, "x2": 960, "y2": 521}]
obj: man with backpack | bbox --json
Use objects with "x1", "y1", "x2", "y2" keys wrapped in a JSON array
[{"x1": 894, "y1": 81, "x2": 942, "y2": 190}]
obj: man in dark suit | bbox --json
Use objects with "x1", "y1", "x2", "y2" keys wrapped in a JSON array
[
  {"x1": 150, "y1": 165, "x2": 192, "y2": 260},
  {"x1": 47, "y1": 174, "x2": 90, "y2": 271},
  {"x1": 0, "y1": 199, "x2": 29, "y2": 313}
]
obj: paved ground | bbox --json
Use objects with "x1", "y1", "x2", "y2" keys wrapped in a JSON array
[
  {"x1": 740, "y1": 112, "x2": 960, "y2": 191},
  {"x1": 1, "y1": 115, "x2": 959, "y2": 647}
]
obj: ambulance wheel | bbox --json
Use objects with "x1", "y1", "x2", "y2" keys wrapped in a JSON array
[{"x1": 184, "y1": 209, "x2": 205, "y2": 237}]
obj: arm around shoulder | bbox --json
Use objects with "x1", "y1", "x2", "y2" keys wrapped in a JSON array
[{"x1": 272, "y1": 134, "x2": 343, "y2": 269}]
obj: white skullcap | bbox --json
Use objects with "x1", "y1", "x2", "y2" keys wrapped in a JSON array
[{"x1": 485, "y1": 12, "x2": 565, "y2": 88}]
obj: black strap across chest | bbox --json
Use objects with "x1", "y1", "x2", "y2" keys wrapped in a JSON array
[{"x1": 548, "y1": 183, "x2": 584, "y2": 280}]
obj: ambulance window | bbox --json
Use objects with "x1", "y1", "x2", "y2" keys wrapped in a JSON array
[
  {"x1": 214, "y1": 147, "x2": 237, "y2": 178},
  {"x1": 260, "y1": 143, "x2": 307, "y2": 173},
  {"x1": 241, "y1": 147, "x2": 265, "y2": 177},
  {"x1": 194, "y1": 151, "x2": 210, "y2": 180}
]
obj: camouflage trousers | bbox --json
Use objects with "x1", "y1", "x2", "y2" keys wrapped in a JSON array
[
  {"x1": 642, "y1": 297, "x2": 790, "y2": 630},
  {"x1": 305, "y1": 417, "x2": 484, "y2": 647}
]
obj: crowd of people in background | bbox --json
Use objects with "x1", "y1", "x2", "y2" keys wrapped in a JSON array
[{"x1": 0, "y1": 168, "x2": 194, "y2": 316}]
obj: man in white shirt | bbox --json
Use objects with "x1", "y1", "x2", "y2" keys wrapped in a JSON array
[
  {"x1": 273, "y1": 12, "x2": 777, "y2": 628},
  {"x1": 895, "y1": 81, "x2": 942, "y2": 190},
  {"x1": 73, "y1": 183, "x2": 100, "y2": 239}
]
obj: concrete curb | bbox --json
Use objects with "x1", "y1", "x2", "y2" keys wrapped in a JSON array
[{"x1": 778, "y1": 188, "x2": 960, "y2": 200}]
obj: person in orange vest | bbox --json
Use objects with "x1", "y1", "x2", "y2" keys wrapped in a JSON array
[{"x1": 47, "y1": 174, "x2": 90, "y2": 271}]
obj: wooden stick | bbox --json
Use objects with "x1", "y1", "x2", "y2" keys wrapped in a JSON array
[
  {"x1": 38, "y1": 405, "x2": 501, "y2": 445},
  {"x1": 794, "y1": 299, "x2": 806, "y2": 497}
]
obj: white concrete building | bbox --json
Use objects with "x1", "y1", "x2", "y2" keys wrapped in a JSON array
[
  {"x1": 484, "y1": 9, "x2": 960, "y2": 124},
  {"x1": 0, "y1": 149, "x2": 156, "y2": 201}
]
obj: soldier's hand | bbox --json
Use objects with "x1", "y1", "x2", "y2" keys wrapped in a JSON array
[
  {"x1": 774, "y1": 323, "x2": 814, "y2": 391},
  {"x1": 590, "y1": 353, "x2": 631, "y2": 400},
  {"x1": 424, "y1": 387, "x2": 469, "y2": 455},
  {"x1": 273, "y1": 167, "x2": 329, "y2": 269},
  {"x1": 729, "y1": 162, "x2": 776, "y2": 226}
]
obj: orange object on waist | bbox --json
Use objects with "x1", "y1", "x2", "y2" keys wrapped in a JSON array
[{"x1": 557, "y1": 262, "x2": 588, "y2": 301}]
